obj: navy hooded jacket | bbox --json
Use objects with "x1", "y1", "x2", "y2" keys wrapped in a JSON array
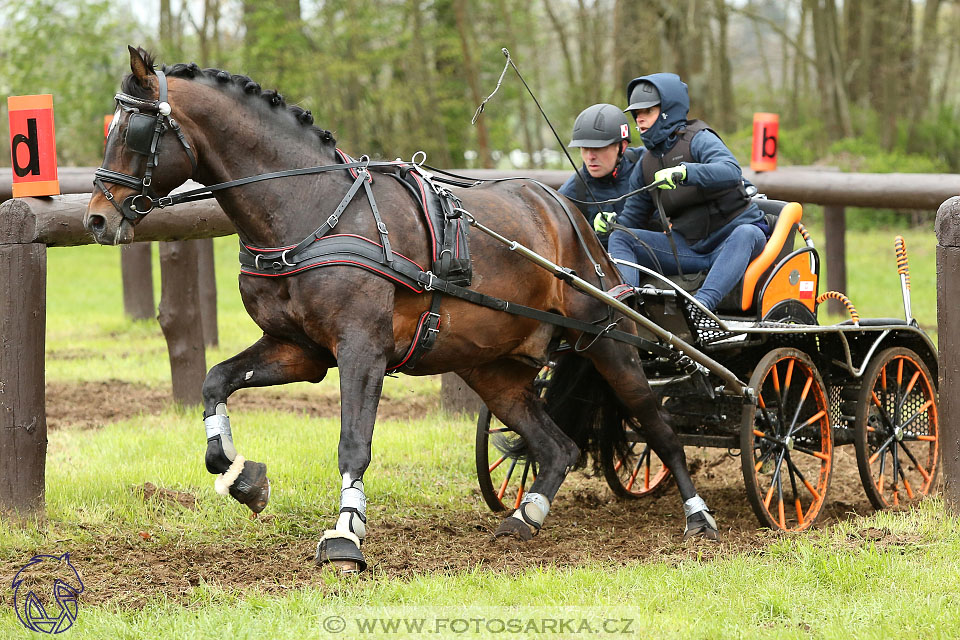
[{"x1": 619, "y1": 73, "x2": 762, "y2": 253}]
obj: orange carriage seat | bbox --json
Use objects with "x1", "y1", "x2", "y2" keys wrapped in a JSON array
[{"x1": 715, "y1": 200, "x2": 819, "y2": 318}]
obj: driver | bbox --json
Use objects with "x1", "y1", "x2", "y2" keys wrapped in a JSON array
[
  {"x1": 595, "y1": 73, "x2": 767, "y2": 312},
  {"x1": 558, "y1": 103, "x2": 643, "y2": 248}
]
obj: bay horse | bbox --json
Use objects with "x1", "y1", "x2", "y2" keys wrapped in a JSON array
[{"x1": 85, "y1": 47, "x2": 718, "y2": 572}]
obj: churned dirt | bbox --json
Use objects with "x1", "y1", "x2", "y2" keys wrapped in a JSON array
[
  {"x1": 33, "y1": 380, "x2": 878, "y2": 608},
  {"x1": 45, "y1": 379, "x2": 438, "y2": 429}
]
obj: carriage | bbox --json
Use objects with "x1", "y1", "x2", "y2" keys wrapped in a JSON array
[
  {"x1": 476, "y1": 197, "x2": 939, "y2": 532},
  {"x1": 88, "y1": 48, "x2": 939, "y2": 573}
]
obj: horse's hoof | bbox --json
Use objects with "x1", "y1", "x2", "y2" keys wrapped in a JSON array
[
  {"x1": 684, "y1": 511, "x2": 719, "y2": 541},
  {"x1": 494, "y1": 516, "x2": 535, "y2": 541},
  {"x1": 683, "y1": 524, "x2": 720, "y2": 541},
  {"x1": 228, "y1": 461, "x2": 271, "y2": 514},
  {"x1": 316, "y1": 535, "x2": 367, "y2": 574}
]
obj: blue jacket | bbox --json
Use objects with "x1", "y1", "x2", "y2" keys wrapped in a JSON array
[
  {"x1": 558, "y1": 147, "x2": 644, "y2": 219},
  {"x1": 619, "y1": 73, "x2": 762, "y2": 253}
]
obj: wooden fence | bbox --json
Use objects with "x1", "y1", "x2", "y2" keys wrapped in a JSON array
[{"x1": 1, "y1": 168, "x2": 958, "y2": 517}]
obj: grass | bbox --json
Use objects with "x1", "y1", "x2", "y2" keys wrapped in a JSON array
[{"x1": 2, "y1": 227, "x2": 955, "y2": 638}]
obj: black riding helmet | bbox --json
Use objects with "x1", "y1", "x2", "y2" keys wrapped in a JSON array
[
  {"x1": 624, "y1": 79, "x2": 661, "y2": 112},
  {"x1": 568, "y1": 103, "x2": 631, "y2": 148}
]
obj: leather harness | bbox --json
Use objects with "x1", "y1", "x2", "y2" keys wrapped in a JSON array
[{"x1": 94, "y1": 81, "x2": 676, "y2": 370}]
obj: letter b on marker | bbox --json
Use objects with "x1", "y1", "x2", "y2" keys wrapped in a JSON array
[
  {"x1": 750, "y1": 112, "x2": 778, "y2": 172},
  {"x1": 8, "y1": 94, "x2": 60, "y2": 197}
]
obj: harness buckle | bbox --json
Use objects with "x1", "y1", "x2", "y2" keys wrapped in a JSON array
[
  {"x1": 281, "y1": 249, "x2": 295, "y2": 267},
  {"x1": 422, "y1": 271, "x2": 437, "y2": 291},
  {"x1": 156, "y1": 196, "x2": 173, "y2": 209},
  {"x1": 425, "y1": 312, "x2": 441, "y2": 333},
  {"x1": 377, "y1": 221, "x2": 388, "y2": 235},
  {"x1": 326, "y1": 213, "x2": 340, "y2": 229},
  {"x1": 595, "y1": 264, "x2": 606, "y2": 278},
  {"x1": 103, "y1": 189, "x2": 115, "y2": 201},
  {"x1": 142, "y1": 176, "x2": 152, "y2": 188}
]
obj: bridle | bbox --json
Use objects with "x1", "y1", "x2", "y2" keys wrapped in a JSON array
[{"x1": 94, "y1": 69, "x2": 198, "y2": 222}]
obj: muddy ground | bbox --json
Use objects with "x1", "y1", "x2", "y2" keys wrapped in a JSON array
[{"x1": 30, "y1": 380, "x2": 879, "y2": 607}]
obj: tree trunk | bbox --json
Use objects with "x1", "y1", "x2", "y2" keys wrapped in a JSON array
[
  {"x1": 497, "y1": 0, "x2": 538, "y2": 167},
  {"x1": 453, "y1": 0, "x2": 493, "y2": 168},
  {"x1": 158, "y1": 241, "x2": 206, "y2": 406},
  {"x1": 440, "y1": 372, "x2": 485, "y2": 416}
]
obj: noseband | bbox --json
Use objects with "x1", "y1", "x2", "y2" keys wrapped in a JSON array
[{"x1": 94, "y1": 70, "x2": 198, "y2": 221}]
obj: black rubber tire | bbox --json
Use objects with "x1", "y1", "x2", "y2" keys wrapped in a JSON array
[
  {"x1": 741, "y1": 348, "x2": 832, "y2": 531},
  {"x1": 854, "y1": 347, "x2": 938, "y2": 510}
]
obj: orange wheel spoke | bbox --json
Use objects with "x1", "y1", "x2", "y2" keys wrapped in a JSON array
[
  {"x1": 903, "y1": 476, "x2": 915, "y2": 500},
  {"x1": 488, "y1": 454, "x2": 507, "y2": 473},
  {"x1": 764, "y1": 484, "x2": 775, "y2": 509},
  {"x1": 904, "y1": 370, "x2": 921, "y2": 397},
  {"x1": 784, "y1": 359, "x2": 795, "y2": 394},
  {"x1": 754, "y1": 429, "x2": 766, "y2": 438},
  {"x1": 897, "y1": 358, "x2": 903, "y2": 386},
  {"x1": 915, "y1": 434, "x2": 936, "y2": 442},
  {"x1": 802, "y1": 477, "x2": 821, "y2": 501},
  {"x1": 795, "y1": 498, "x2": 804, "y2": 526},
  {"x1": 778, "y1": 498, "x2": 785, "y2": 529}
]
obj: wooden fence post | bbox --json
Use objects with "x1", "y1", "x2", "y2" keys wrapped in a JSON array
[
  {"x1": 936, "y1": 196, "x2": 960, "y2": 511},
  {"x1": 120, "y1": 243, "x2": 155, "y2": 320},
  {"x1": 824, "y1": 205, "x2": 847, "y2": 316},
  {"x1": 0, "y1": 201, "x2": 47, "y2": 519},
  {"x1": 158, "y1": 241, "x2": 206, "y2": 406}
]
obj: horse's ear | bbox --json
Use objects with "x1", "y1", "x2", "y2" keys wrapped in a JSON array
[{"x1": 128, "y1": 45, "x2": 154, "y2": 85}]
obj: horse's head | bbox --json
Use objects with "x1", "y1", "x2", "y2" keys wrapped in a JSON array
[{"x1": 85, "y1": 46, "x2": 199, "y2": 245}]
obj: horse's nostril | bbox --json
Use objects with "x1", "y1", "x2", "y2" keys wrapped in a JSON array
[{"x1": 87, "y1": 214, "x2": 106, "y2": 232}]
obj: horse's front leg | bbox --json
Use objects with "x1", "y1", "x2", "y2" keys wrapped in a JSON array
[
  {"x1": 314, "y1": 337, "x2": 389, "y2": 574},
  {"x1": 202, "y1": 335, "x2": 328, "y2": 513}
]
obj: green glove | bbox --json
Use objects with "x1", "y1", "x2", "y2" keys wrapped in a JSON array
[
  {"x1": 654, "y1": 164, "x2": 687, "y2": 189},
  {"x1": 593, "y1": 211, "x2": 616, "y2": 233}
]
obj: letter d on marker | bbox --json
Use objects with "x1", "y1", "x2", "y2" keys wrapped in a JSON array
[{"x1": 8, "y1": 94, "x2": 60, "y2": 198}]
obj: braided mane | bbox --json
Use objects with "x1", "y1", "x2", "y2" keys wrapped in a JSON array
[{"x1": 120, "y1": 49, "x2": 336, "y2": 145}]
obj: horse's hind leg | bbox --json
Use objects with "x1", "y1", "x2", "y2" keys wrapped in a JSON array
[
  {"x1": 460, "y1": 361, "x2": 581, "y2": 541},
  {"x1": 586, "y1": 340, "x2": 719, "y2": 540},
  {"x1": 202, "y1": 335, "x2": 328, "y2": 513}
]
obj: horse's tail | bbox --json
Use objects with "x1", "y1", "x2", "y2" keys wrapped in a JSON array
[{"x1": 543, "y1": 353, "x2": 631, "y2": 472}]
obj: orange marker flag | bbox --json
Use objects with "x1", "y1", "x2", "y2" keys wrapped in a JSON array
[
  {"x1": 8, "y1": 94, "x2": 60, "y2": 197},
  {"x1": 750, "y1": 112, "x2": 778, "y2": 172}
]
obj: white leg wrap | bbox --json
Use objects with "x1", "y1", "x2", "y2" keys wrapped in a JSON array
[
  {"x1": 683, "y1": 494, "x2": 717, "y2": 531},
  {"x1": 214, "y1": 455, "x2": 246, "y2": 495},
  {"x1": 205, "y1": 405, "x2": 237, "y2": 461},
  {"x1": 509, "y1": 492, "x2": 550, "y2": 530},
  {"x1": 337, "y1": 478, "x2": 367, "y2": 540},
  {"x1": 683, "y1": 494, "x2": 709, "y2": 517}
]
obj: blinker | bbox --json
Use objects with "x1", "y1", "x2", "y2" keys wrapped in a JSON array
[{"x1": 125, "y1": 113, "x2": 157, "y2": 155}]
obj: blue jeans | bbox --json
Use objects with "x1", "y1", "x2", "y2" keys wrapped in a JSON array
[{"x1": 608, "y1": 224, "x2": 767, "y2": 311}]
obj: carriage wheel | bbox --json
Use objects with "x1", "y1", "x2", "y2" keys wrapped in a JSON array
[
  {"x1": 741, "y1": 348, "x2": 832, "y2": 531},
  {"x1": 601, "y1": 423, "x2": 671, "y2": 499},
  {"x1": 854, "y1": 347, "x2": 938, "y2": 511},
  {"x1": 476, "y1": 407, "x2": 538, "y2": 512}
]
